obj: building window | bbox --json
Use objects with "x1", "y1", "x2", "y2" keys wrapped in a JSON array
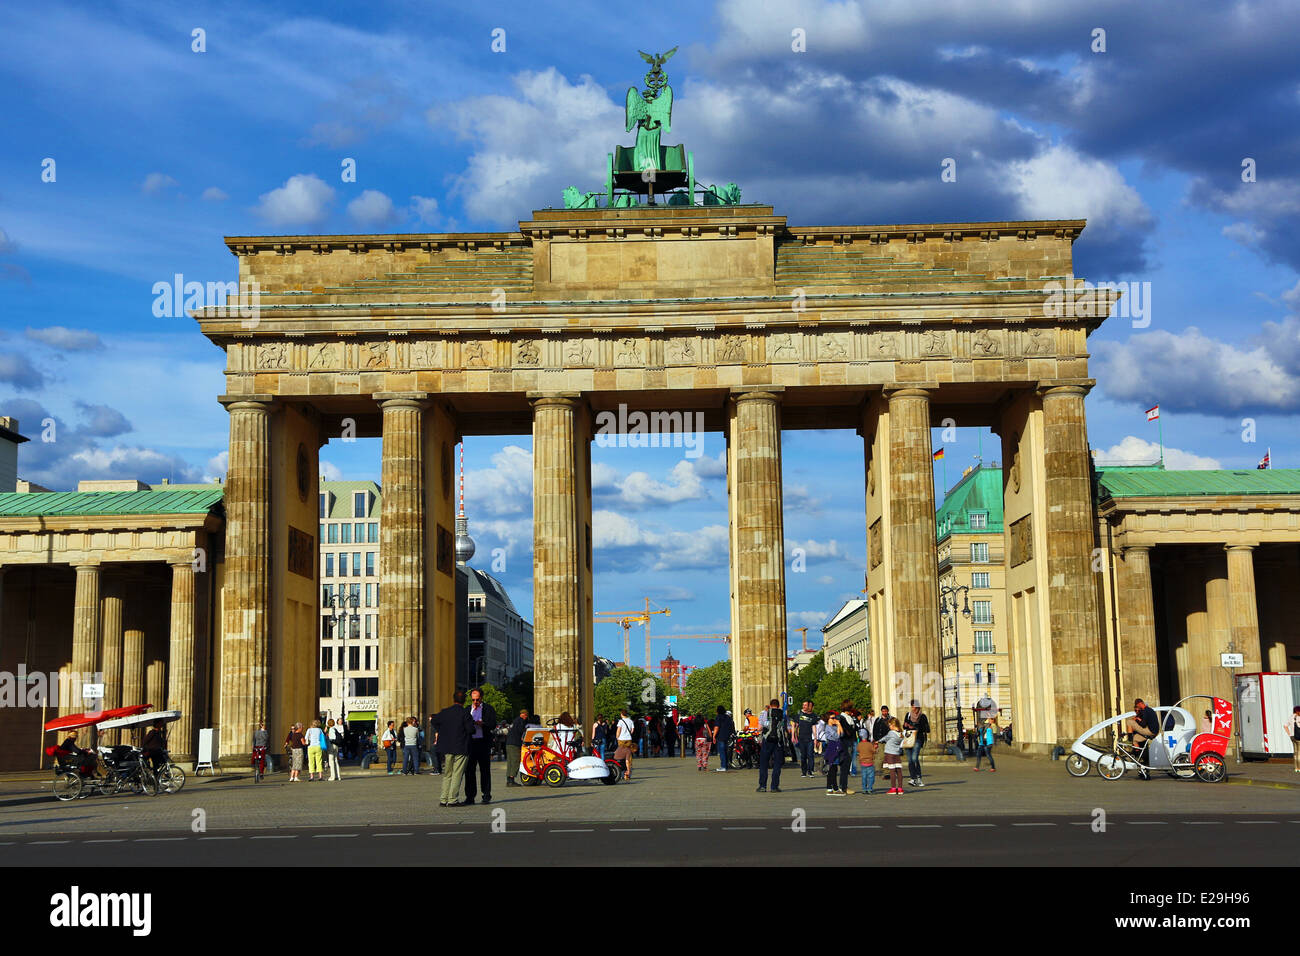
[
  {"x1": 969, "y1": 512, "x2": 987, "y2": 530},
  {"x1": 319, "y1": 523, "x2": 325, "y2": 542},
  {"x1": 324, "y1": 553, "x2": 334, "y2": 577},
  {"x1": 354, "y1": 677, "x2": 377, "y2": 696},
  {"x1": 350, "y1": 583, "x2": 361, "y2": 605},
  {"x1": 353, "y1": 491, "x2": 367, "y2": 518},
  {"x1": 340, "y1": 523, "x2": 351, "y2": 545},
  {"x1": 337, "y1": 557, "x2": 346, "y2": 578},
  {"x1": 974, "y1": 630, "x2": 993, "y2": 654},
  {"x1": 972, "y1": 600, "x2": 992, "y2": 625},
  {"x1": 365, "y1": 614, "x2": 374, "y2": 639},
  {"x1": 970, "y1": 542, "x2": 988, "y2": 563},
  {"x1": 320, "y1": 616, "x2": 330, "y2": 643},
  {"x1": 321, "y1": 647, "x2": 333, "y2": 671},
  {"x1": 973, "y1": 663, "x2": 983, "y2": 685},
  {"x1": 355, "y1": 522, "x2": 365, "y2": 542},
  {"x1": 319, "y1": 493, "x2": 328, "y2": 519},
  {"x1": 320, "y1": 678, "x2": 331, "y2": 698},
  {"x1": 365, "y1": 583, "x2": 373, "y2": 608},
  {"x1": 368, "y1": 522, "x2": 378, "y2": 543},
  {"x1": 987, "y1": 664, "x2": 997, "y2": 689},
  {"x1": 352, "y1": 552, "x2": 361, "y2": 576},
  {"x1": 349, "y1": 646, "x2": 360, "y2": 671},
  {"x1": 365, "y1": 645, "x2": 374, "y2": 670},
  {"x1": 971, "y1": 571, "x2": 990, "y2": 589},
  {"x1": 366, "y1": 552, "x2": 375, "y2": 576},
  {"x1": 327, "y1": 523, "x2": 338, "y2": 544}
]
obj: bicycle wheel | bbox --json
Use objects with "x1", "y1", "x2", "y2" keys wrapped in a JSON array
[
  {"x1": 137, "y1": 766, "x2": 161, "y2": 796},
  {"x1": 1096, "y1": 753, "x2": 1126, "y2": 780},
  {"x1": 1065, "y1": 753, "x2": 1091, "y2": 777},
  {"x1": 53, "y1": 772, "x2": 82, "y2": 802},
  {"x1": 1194, "y1": 752, "x2": 1227, "y2": 783},
  {"x1": 160, "y1": 764, "x2": 186, "y2": 794}
]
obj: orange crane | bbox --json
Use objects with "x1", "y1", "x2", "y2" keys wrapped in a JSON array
[
  {"x1": 649, "y1": 634, "x2": 732, "y2": 660},
  {"x1": 794, "y1": 626, "x2": 810, "y2": 652},
  {"x1": 594, "y1": 600, "x2": 671, "y2": 666}
]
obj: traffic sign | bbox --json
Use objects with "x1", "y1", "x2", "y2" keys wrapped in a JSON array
[{"x1": 82, "y1": 683, "x2": 104, "y2": 700}]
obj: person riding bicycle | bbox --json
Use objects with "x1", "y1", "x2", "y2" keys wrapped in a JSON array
[
  {"x1": 1128, "y1": 698, "x2": 1159, "y2": 780},
  {"x1": 59, "y1": 730, "x2": 99, "y2": 777},
  {"x1": 142, "y1": 720, "x2": 167, "y2": 772}
]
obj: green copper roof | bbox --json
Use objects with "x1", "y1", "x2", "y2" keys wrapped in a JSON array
[
  {"x1": 0, "y1": 487, "x2": 224, "y2": 518},
  {"x1": 1095, "y1": 467, "x2": 1300, "y2": 499},
  {"x1": 319, "y1": 480, "x2": 382, "y2": 520},
  {"x1": 936, "y1": 465, "x2": 1004, "y2": 539}
]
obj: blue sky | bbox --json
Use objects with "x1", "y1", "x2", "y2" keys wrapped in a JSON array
[{"x1": 3, "y1": 0, "x2": 1298, "y2": 671}]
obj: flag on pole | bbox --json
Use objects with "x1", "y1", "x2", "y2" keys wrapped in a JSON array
[
  {"x1": 1258, "y1": 449, "x2": 1271, "y2": 470},
  {"x1": 932, "y1": 448, "x2": 945, "y2": 461},
  {"x1": 1145, "y1": 405, "x2": 1160, "y2": 422}
]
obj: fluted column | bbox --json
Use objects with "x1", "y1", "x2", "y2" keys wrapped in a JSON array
[
  {"x1": 122, "y1": 597, "x2": 146, "y2": 712},
  {"x1": 885, "y1": 387, "x2": 941, "y2": 726},
  {"x1": 1116, "y1": 546, "x2": 1159, "y2": 703},
  {"x1": 1040, "y1": 384, "x2": 1104, "y2": 743},
  {"x1": 66, "y1": 564, "x2": 101, "y2": 716},
  {"x1": 378, "y1": 394, "x2": 427, "y2": 724},
  {"x1": 220, "y1": 399, "x2": 271, "y2": 753},
  {"x1": 1226, "y1": 544, "x2": 1262, "y2": 671},
  {"x1": 166, "y1": 561, "x2": 197, "y2": 760},
  {"x1": 729, "y1": 388, "x2": 787, "y2": 714},
  {"x1": 532, "y1": 395, "x2": 585, "y2": 723},
  {"x1": 100, "y1": 580, "x2": 124, "y2": 742}
]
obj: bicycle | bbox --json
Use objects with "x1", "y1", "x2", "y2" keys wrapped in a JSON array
[{"x1": 251, "y1": 745, "x2": 268, "y2": 783}]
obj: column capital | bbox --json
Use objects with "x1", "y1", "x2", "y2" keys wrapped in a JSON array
[
  {"x1": 1121, "y1": 544, "x2": 1151, "y2": 556},
  {"x1": 168, "y1": 558, "x2": 198, "y2": 571},
  {"x1": 73, "y1": 561, "x2": 102, "y2": 571},
  {"x1": 374, "y1": 391, "x2": 429, "y2": 409},
  {"x1": 528, "y1": 391, "x2": 582, "y2": 409},
  {"x1": 729, "y1": 386, "x2": 783, "y2": 404},
  {"x1": 219, "y1": 395, "x2": 275, "y2": 410},
  {"x1": 1225, "y1": 543, "x2": 1258, "y2": 553},
  {"x1": 1036, "y1": 379, "x2": 1095, "y2": 399},
  {"x1": 883, "y1": 385, "x2": 937, "y2": 401}
]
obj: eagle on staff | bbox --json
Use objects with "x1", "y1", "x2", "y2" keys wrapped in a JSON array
[{"x1": 626, "y1": 47, "x2": 678, "y2": 176}]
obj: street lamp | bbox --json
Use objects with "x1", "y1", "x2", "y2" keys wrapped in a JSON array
[
  {"x1": 939, "y1": 583, "x2": 971, "y2": 753},
  {"x1": 324, "y1": 589, "x2": 360, "y2": 729}
]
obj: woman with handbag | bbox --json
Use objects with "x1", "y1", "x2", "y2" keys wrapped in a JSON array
[
  {"x1": 883, "y1": 717, "x2": 905, "y2": 794},
  {"x1": 695, "y1": 716, "x2": 712, "y2": 771},
  {"x1": 380, "y1": 720, "x2": 398, "y2": 776},
  {"x1": 903, "y1": 701, "x2": 929, "y2": 788},
  {"x1": 823, "y1": 713, "x2": 845, "y2": 795},
  {"x1": 286, "y1": 723, "x2": 306, "y2": 782}
]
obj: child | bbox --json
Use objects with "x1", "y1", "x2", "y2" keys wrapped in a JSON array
[
  {"x1": 857, "y1": 734, "x2": 877, "y2": 795},
  {"x1": 883, "y1": 717, "x2": 904, "y2": 794},
  {"x1": 823, "y1": 713, "x2": 843, "y2": 794}
]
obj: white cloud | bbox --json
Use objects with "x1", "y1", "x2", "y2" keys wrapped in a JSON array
[
  {"x1": 254, "y1": 173, "x2": 335, "y2": 227},
  {"x1": 140, "y1": 172, "x2": 178, "y2": 195},
  {"x1": 346, "y1": 189, "x2": 397, "y2": 226},
  {"x1": 789, "y1": 609, "x2": 830, "y2": 629},
  {"x1": 615, "y1": 460, "x2": 708, "y2": 506},
  {"x1": 24, "y1": 326, "x2": 103, "y2": 350},
  {"x1": 1095, "y1": 436, "x2": 1220, "y2": 470},
  {"x1": 203, "y1": 450, "x2": 229, "y2": 483},
  {"x1": 785, "y1": 538, "x2": 846, "y2": 561},
  {"x1": 319, "y1": 460, "x2": 343, "y2": 481},
  {"x1": 1007, "y1": 144, "x2": 1152, "y2": 237},
  {"x1": 464, "y1": 445, "x2": 533, "y2": 516},
  {"x1": 410, "y1": 195, "x2": 440, "y2": 227},
  {"x1": 200, "y1": 186, "x2": 229, "y2": 202}
]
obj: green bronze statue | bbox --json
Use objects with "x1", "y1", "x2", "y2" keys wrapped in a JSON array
[{"x1": 625, "y1": 47, "x2": 677, "y2": 177}]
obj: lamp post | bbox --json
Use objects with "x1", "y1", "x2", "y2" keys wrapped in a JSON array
[
  {"x1": 939, "y1": 583, "x2": 971, "y2": 753},
  {"x1": 324, "y1": 589, "x2": 360, "y2": 729}
]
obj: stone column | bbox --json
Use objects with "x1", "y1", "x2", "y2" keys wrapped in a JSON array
[
  {"x1": 166, "y1": 561, "x2": 197, "y2": 761},
  {"x1": 122, "y1": 598, "x2": 146, "y2": 712},
  {"x1": 884, "y1": 387, "x2": 941, "y2": 726},
  {"x1": 532, "y1": 394, "x2": 586, "y2": 724},
  {"x1": 377, "y1": 394, "x2": 427, "y2": 724},
  {"x1": 1226, "y1": 544, "x2": 1262, "y2": 671},
  {"x1": 100, "y1": 580, "x2": 125, "y2": 743},
  {"x1": 1040, "y1": 384, "x2": 1104, "y2": 744},
  {"x1": 1115, "y1": 546, "x2": 1159, "y2": 704},
  {"x1": 220, "y1": 399, "x2": 271, "y2": 753},
  {"x1": 728, "y1": 389, "x2": 788, "y2": 714},
  {"x1": 65, "y1": 564, "x2": 101, "y2": 716}
]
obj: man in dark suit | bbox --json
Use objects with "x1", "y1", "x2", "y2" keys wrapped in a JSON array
[
  {"x1": 433, "y1": 690, "x2": 475, "y2": 807},
  {"x1": 464, "y1": 687, "x2": 499, "y2": 804}
]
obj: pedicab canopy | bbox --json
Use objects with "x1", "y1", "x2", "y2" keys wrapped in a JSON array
[
  {"x1": 43, "y1": 704, "x2": 151, "y2": 733},
  {"x1": 95, "y1": 710, "x2": 181, "y2": 732}
]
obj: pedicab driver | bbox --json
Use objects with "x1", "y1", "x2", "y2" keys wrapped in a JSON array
[{"x1": 1128, "y1": 698, "x2": 1160, "y2": 781}]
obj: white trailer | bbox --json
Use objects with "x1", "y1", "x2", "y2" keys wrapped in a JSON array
[{"x1": 1233, "y1": 672, "x2": 1300, "y2": 759}]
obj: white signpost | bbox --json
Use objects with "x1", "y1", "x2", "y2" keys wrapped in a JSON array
[
  {"x1": 81, "y1": 683, "x2": 104, "y2": 701},
  {"x1": 1221, "y1": 653, "x2": 1244, "y2": 668}
]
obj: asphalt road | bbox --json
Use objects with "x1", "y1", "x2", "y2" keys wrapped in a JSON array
[{"x1": 6, "y1": 813, "x2": 1299, "y2": 866}]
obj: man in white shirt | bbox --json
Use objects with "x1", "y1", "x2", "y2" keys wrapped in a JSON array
[{"x1": 615, "y1": 708, "x2": 636, "y2": 780}]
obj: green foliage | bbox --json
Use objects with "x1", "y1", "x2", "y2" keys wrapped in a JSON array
[
  {"x1": 787, "y1": 651, "x2": 826, "y2": 709},
  {"x1": 594, "y1": 665, "x2": 666, "y2": 720},
  {"x1": 505, "y1": 670, "x2": 534, "y2": 717},
  {"x1": 811, "y1": 667, "x2": 871, "y2": 715},
  {"x1": 679, "y1": 660, "x2": 731, "y2": 716}
]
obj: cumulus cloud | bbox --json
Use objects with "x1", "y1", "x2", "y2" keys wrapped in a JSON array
[
  {"x1": 200, "y1": 187, "x2": 229, "y2": 202},
  {"x1": 24, "y1": 326, "x2": 104, "y2": 351},
  {"x1": 140, "y1": 172, "x2": 178, "y2": 195},
  {"x1": 319, "y1": 460, "x2": 343, "y2": 481},
  {"x1": 254, "y1": 173, "x2": 335, "y2": 227},
  {"x1": 0, "y1": 354, "x2": 46, "y2": 390},
  {"x1": 410, "y1": 195, "x2": 440, "y2": 228},
  {"x1": 346, "y1": 189, "x2": 398, "y2": 226},
  {"x1": 74, "y1": 402, "x2": 132, "y2": 438},
  {"x1": 592, "y1": 511, "x2": 730, "y2": 572},
  {"x1": 1095, "y1": 436, "x2": 1220, "y2": 470},
  {"x1": 789, "y1": 609, "x2": 831, "y2": 629},
  {"x1": 464, "y1": 445, "x2": 533, "y2": 516},
  {"x1": 203, "y1": 450, "x2": 229, "y2": 483}
]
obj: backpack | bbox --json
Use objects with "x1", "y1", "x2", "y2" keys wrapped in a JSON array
[{"x1": 764, "y1": 708, "x2": 784, "y2": 741}]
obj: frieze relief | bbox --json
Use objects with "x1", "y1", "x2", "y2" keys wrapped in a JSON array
[
  {"x1": 462, "y1": 340, "x2": 491, "y2": 368},
  {"x1": 257, "y1": 342, "x2": 290, "y2": 369},
  {"x1": 516, "y1": 339, "x2": 541, "y2": 366},
  {"x1": 664, "y1": 336, "x2": 697, "y2": 365},
  {"x1": 362, "y1": 341, "x2": 391, "y2": 369},
  {"x1": 408, "y1": 340, "x2": 443, "y2": 368},
  {"x1": 921, "y1": 329, "x2": 949, "y2": 356},
  {"x1": 1010, "y1": 514, "x2": 1033, "y2": 567},
  {"x1": 565, "y1": 338, "x2": 593, "y2": 366},
  {"x1": 717, "y1": 334, "x2": 747, "y2": 364},
  {"x1": 868, "y1": 518, "x2": 883, "y2": 570},
  {"x1": 820, "y1": 332, "x2": 849, "y2": 360},
  {"x1": 615, "y1": 336, "x2": 643, "y2": 367},
  {"x1": 1022, "y1": 328, "x2": 1052, "y2": 356},
  {"x1": 971, "y1": 329, "x2": 1001, "y2": 356},
  {"x1": 768, "y1": 331, "x2": 798, "y2": 362}
]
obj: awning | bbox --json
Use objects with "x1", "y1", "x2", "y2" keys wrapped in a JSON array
[{"x1": 346, "y1": 711, "x2": 376, "y2": 723}]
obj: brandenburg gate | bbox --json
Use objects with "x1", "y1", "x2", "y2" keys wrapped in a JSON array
[{"x1": 196, "y1": 203, "x2": 1113, "y2": 757}]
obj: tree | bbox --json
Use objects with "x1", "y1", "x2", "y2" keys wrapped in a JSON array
[
  {"x1": 679, "y1": 660, "x2": 731, "y2": 716},
  {"x1": 787, "y1": 651, "x2": 826, "y2": 709},
  {"x1": 505, "y1": 669, "x2": 534, "y2": 716},
  {"x1": 812, "y1": 667, "x2": 871, "y2": 715},
  {"x1": 594, "y1": 665, "x2": 666, "y2": 720}
]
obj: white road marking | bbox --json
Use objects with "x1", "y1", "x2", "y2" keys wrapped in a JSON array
[
  {"x1": 372, "y1": 833, "x2": 410, "y2": 838},
  {"x1": 897, "y1": 824, "x2": 941, "y2": 828},
  {"x1": 550, "y1": 829, "x2": 595, "y2": 833},
  {"x1": 134, "y1": 837, "x2": 185, "y2": 842},
  {"x1": 250, "y1": 835, "x2": 296, "y2": 840},
  {"x1": 497, "y1": 829, "x2": 534, "y2": 834},
  {"x1": 1236, "y1": 821, "x2": 1278, "y2": 824},
  {"x1": 29, "y1": 840, "x2": 70, "y2": 845},
  {"x1": 609, "y1": 827, "x2": 650, "y2": 832},
  {"x1": 199, "y1": 836, "x2": 241, "y2": 840},
  {"x1": 957, "y1": 824, "x2": 995, "y2": 828},
  {"x1": 314, "y1": 834, "x2": 359, "y2": 839},
  {"x1": 1012, "y1": 823, "x2": 1055, "y2": 827},
  {"x1": 426, "y1": 831, "x2": 472, "y2": 836},
  {"x1": 667, "y1": 827, "x2": 707, "y2": 831},
  {"x1": 84, "y1": 839, "x2": 127, "y2": 843}
]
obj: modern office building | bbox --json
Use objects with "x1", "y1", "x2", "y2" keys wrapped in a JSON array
[
  {"x1": 317, "y1": 480, "x2": 381, "y2": 726},
  {"x1": 822, "y1": 599, "x2": 869, "y2": 675},
  {"x1": 936, "y1": 464, "x2": 1011, "y2": 743}
]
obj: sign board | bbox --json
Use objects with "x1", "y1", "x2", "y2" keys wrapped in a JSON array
[
  {"x1": 1221, "y1": 653, "x2": 1244, "y2": 668},
  {"x1": 196, "y1": 727, "x2": 219, "y2": 773},
  {"x1": 81, "y1": 683, "x2": 104, "y2": 700}
]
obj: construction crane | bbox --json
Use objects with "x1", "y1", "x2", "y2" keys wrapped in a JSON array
[
  {"x1": 794, "y1": 626, "x2": 810, "y2": 653},
  {"x1": 649, "y1": 634, "x2": 732, "y2": 660},
  {"x1": 594, "y1": 599, "x2": 671, "y2": 666}
]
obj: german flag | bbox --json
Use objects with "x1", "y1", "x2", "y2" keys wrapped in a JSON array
[{"x1": 932, "y1": 448, "x2": 945, "y2": 461}]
